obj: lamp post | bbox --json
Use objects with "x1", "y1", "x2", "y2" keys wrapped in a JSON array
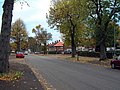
[{"x1": 113, "y1": 20, "x2": 116, "y2": 59}]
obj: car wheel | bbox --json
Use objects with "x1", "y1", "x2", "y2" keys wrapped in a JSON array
[{"x1": 111, "y1": 63, "x2": 116, "y2": 69}]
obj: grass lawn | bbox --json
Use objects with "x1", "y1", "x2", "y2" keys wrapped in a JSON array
[{"x1": 41, "y1": 54, "x2": 111, "y2": 68}]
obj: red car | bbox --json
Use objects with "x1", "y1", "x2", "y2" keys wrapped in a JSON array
[
  {"x1": 111, "y1": 57, "x2": 120, "y2": 69},
  {"x1": 16, "y1": 52, "x2": 25, "y2": 58}
]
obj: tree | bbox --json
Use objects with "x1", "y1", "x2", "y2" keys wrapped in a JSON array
[
  {"x1": 62, "y1": 23, "x2": 95, "y2": 48},
  {"x1": 106, "y1": 21, "x2": 120, "y2": 47},
  {"x1": 87, "y1": 0, "x2": 120, "y2": 60},
  {"x1": 47, "y1": 0, "x2": 88, "y2": 57},
  {"x1": 10, "y1": 42, "x2": 17, "y2": 51},
  {"x1": 32, "y1": 25, "x2": 52, "y2": 54},
  {"x1": 28, "y1": 37, "x2": 36, "y2": 52},
  {"x1": 11, "y1": 18, "x2": 28, "y2": 52},
  {"x1": 0, "y1": 0, "x2": 29, "y2": 73},
  {"x1": 0, "y1": 0, "x2": 14, "y2": 73},
  {"x1": 39, "y1": 30, "x2": 52, "y2": 54},
  {"x1": 32, "y1": 25, "x2": 44, "y2": 52}
]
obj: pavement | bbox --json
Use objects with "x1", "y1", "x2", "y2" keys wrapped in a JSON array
[{"x1": 0, "y1": 55, "x2": 44, "y2": 90}]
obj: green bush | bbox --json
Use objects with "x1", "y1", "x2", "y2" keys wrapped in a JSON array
[
  {"x1": 78, "y1": 51, "x2": 113, "y2": 59},
  {"x1": 48, "y1": 51, "x2": 56, "y2": 54}
]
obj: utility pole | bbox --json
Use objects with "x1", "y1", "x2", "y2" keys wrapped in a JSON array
[{"x1": 113, "y1": 17, "x2": 116, "y2": 59}]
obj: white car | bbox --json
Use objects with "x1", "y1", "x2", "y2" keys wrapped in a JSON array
[{"x1": 24, "y1": 51, "x2": 28, "y2": 55}]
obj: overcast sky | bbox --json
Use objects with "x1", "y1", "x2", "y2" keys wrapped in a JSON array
[{"x1": 0, "y1": 0, "x2": 61, "y2": 42}]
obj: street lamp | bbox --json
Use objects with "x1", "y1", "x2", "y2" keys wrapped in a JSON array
[{"x1": 113, "y1": 20, "x2": 116, "y2": 59}]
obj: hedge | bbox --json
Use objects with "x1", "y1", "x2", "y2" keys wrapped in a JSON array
[
  {"x1": 78, "y1": 51, "x2": 114, "y2": 59},
  {"x1": 48, "y1": 51, "x2": 62, "y2": 54}
]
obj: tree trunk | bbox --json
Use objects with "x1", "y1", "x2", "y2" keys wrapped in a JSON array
[
  {"x1": 44, "y1": 42, "x2": 47, "y2": 54},
  {"x1": 0, "y1": 0, "x2": 14, "y2": 73},
  {"x1": 98, "y1": 20, "x2": 109, "y2": 60},
  {"x1": 71, "y1": 26, "x2": 76, "y2": 57},
  {"x1": 99, "y1": 40, "x2": 107, "y2": 61},
  {"x1": 17, "y1": 37, "x2": 20, "y2": 52}
]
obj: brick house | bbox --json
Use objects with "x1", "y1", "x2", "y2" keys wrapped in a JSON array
[{"x1": 47, "y1": 40, "x2": 64, "y2": 53}]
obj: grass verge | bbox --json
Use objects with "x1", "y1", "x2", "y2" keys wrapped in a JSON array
[
  {"x1": 46, "y1": 54, "x2": 111, "y2": 68},
  {"x1": 0, "y1": 70, "x2": 23, "y2": 81}
]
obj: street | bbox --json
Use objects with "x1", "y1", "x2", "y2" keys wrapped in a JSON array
[{"x1": 25, "y1": 54, "x2": 120, "y2": 90}]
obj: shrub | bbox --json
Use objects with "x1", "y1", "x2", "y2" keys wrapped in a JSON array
[{"x1": 78, "y1": 51, "x2": 113, "y2": 59}]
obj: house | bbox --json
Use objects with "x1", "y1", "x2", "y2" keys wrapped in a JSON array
[{"x1": 47, "y1": 40, "x2": 64, "y2": 53}]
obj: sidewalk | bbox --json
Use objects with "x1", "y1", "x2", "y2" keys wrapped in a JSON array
[{"x1": 0, "y1": 56, "x2": 44, "y2": 90}]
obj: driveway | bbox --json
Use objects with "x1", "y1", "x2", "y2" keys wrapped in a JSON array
[{"x1": 25, "y1": 54, "x2": 120, "y2": 90}]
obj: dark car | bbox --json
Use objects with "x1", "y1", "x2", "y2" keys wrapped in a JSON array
[
  {"x1": 111, "y1": 57, "x2": 120, "y2": 69},
  {"x1": 64, "y1": 50, "x2": 71, "y2": 54},
  {"x1": 16, "y1": 52, "x2": 25, "y2": 58}
]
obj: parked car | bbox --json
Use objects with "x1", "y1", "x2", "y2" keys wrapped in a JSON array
[
  {"x1": 111, "y1": 56, "x2": 120, "y2": 69},
  {"x1": 16, "y1": 52, "x2": 24, "y2": 58},
  {"x1": 24, "y1": 51, "x2": 28, "y2": 55},
  {"x1": 34, "y1": 52, "x2": 40, "y2": 54},
  {"x1": 64, "y1": 50, "x2": 71, "y2": 54},
  {"x1": 64, "y1": 49, "x2": 72, "y2": 54}
]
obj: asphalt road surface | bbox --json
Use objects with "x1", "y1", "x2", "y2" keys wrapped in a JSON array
[{"x1": 25, "y1": 54, "x2": 120, "y2": 90}]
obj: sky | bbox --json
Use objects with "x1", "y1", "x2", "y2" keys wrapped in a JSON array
[{"x1": 0, "y1": 0, "x2": 61, "y2": 43}]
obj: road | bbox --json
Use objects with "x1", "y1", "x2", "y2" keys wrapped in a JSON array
[{"x1": 25, "y1": 54, "x2": 120, "y2": 90}]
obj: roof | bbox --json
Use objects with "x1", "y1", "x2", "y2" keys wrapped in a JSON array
[
  {"x1": 54, "y1": 42, "x2": 64, "y2": 47},
  {"x1": 48, "y1": 43, "x2": 55, "y2": 47}
]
